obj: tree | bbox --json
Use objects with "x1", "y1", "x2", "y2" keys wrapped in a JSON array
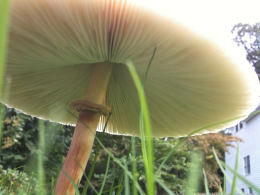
[
  {"x1": 232, "y1": 22, "x2": 260, "y2": 76},
  {"x1": 187, "y1": 133, "x2": 241, "y2": 192}
]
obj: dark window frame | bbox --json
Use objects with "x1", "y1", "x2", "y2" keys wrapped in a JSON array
[
  {"x1": 249, "y1": 187, "x2": 253, "y2": 194},
  {"x1": 235, "y1": 122, "x2": 244, "y2": 132},
  {"x1": 244, "y1": 155, "x2": 251, "y2": 175}
]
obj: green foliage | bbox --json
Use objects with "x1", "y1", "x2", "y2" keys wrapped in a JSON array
[
  {"x1": 186, "y1": 133, "x2": 241, "y2": 192},
  {"x1": 0, "y1": 106, "x2": 73, "y2": 193},
  {"x1": 232, "y1": 22, "x2": 260, "y2": 75},
  {"x1": 1, "y1": 108, "x2": 38, "y2": 168},
  {"x1": 83, "y1": 135, "x2": 191, "y2": 194},
  {"x1": 0, "y1": 165, "x2": 37, "y2": 194},
  {"x1": 0, "y1": 105, "x2": 241, "y2": 194}
]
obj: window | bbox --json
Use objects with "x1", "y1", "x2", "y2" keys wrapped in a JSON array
[
  {"x1": 249, "y1": 187, "x2": 253, "y2": 194},
  {"x1": 239, "y1": 122, "x2": 243, "y2": 129},
  {"x1": 235, "y1": 125, "x2": 239, "y2": 132},
  {"x1": 235, "y1": 122, "x2": 243, "y2": 132},
  {"x1": 241, "y1": 188, "x2": 245, "y2": 193},
  {"x1": 244, "y1": 155, "x2": 251, "y2": 175}
]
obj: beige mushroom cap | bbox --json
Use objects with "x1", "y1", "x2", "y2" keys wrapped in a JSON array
[{"x1": 4, "y1": 0, "x2": 260, "y2": 137}]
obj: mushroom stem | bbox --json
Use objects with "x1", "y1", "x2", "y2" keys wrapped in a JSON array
[
  {"x1": 55, "y1": 62, "x2": 112, "y2": 195},
  {"x1": 55, "y1": 111, "x2": 99, "y2": 195}
]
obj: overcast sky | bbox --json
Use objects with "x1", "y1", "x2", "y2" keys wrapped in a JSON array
[
  {"x1": 136, "y1": 0, "x2": 260, "y2": 37},
  {"x1": 133, "y1": 0, "x2": 260, "y2": 68}
]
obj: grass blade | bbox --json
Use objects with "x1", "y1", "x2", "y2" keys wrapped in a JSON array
[
  {"x1": 185, "y1": 152, "x2": 202, "y2": 195},
  {"x1": 231, "y1": 143, "x2": 239, "y2": 195},
  {"x1": 61, "y1": 170, "x2": 80, "y2": 195},
  {"x1": 124, "y1": 160, "x2": 130, "y2": 195},
  {"x1": 224, "y1": 163, "x2": 260, "y2": 194},
  {"x1": 127, "y1": 61, "x2": 154, "y2": 195},
  {"x1": 0, "y1": 0, "x2": 10, "y2": 146},
  {"x1": 83, "y1": 174, "x2": 98, "y2": 194},
  {"x1": 139, "y1": 48, "x2": 156, "y2": 193},
  {"x1": 116, "y1": 173, "x2": 124, "y2": 195},
  {"x1": 0, "y1": 0, "x2": 10, "y2": 95},
  {"x1": 92, "y1": 133, "x2": 146, "y2": 195},
  {"x1": 131, "y1": 137, "x2": 138, "y2": 195},
  {"x1": 142, "y1": 47, "x2": 157, "y2": 85},
  {"x1": 37, "y1": 121, "x2": 46, "y2": 195},
  {"x1": 108, "y1": 175, "x2": 116, "y2": 195},
  {"x1": 212, "y1": 147, "x2": 243, "y2": 195},
  {"x1": 98, "y1": 155, "x2": 111, "y2": 195},
  {"x1": 223, "y1": 171, "x2": 226, "y2": 194},
  {"x1": 74, "y1": 159, "x2": 98, "y2": 195},
  {"x1": 139, "y1": 116, "x2": 149, "y2": 178},
  {"x1": 203, "y1": 169, "x2": 210, "y2": 195},
  {"x1": 0, "y1": 104, "x2": 5, "y2": 147},
  {"x1": 155, "y1": 178, "x2": 175, "y2": 195}
]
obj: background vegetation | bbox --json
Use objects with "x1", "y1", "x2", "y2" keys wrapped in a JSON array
[{"x1": 1, "y1": 106, "x2": 240, "y2": 194}]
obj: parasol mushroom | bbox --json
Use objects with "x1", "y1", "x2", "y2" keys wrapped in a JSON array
[{"x1": 3, "y1": 0, "x2": 260, "y2": 194}]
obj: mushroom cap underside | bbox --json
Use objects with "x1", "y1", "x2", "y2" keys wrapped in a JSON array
[{"x1": 4, "y1": 0, "x2": 260, "y2": 137}]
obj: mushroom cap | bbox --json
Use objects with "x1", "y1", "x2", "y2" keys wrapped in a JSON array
[{"x1": 4, "y1": 0, "x2": 260, "y2": 137}]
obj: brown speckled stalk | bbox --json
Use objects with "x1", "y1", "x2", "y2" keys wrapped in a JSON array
[{"x1": 55, "y1": 63, "x2": 112, "y2": 195}]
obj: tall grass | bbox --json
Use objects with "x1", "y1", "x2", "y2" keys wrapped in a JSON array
[
  {"x1": 0, "y1": 0, "x2": 9, "y2": 94},
  {"x1": 131, "y1": 136, "x2": 138, "y2": 195},
  {"x1": 0, "y1": 0, "x2": 10, "y2": 146},
  {"x1": 127, "y1": 62, "x2": 155, "y2": 195},
  {"x1": 98, "y1": 156, "x2": 110, "y2": 195},
  {"x1": 37, "y1": 121, "x2": 46, "y2": 195},
  {"x1": 230, "y1": 144, "x2": 240, "y2": 195},
  {"x1": 203, "y1": 169, "x2": 210, "y2": 195},
  {"x1": 185, "y1": 152, "x2": 202, "y2": 195}
]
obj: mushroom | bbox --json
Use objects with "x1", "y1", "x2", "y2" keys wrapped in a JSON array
[{"x1": 4, "y1": 0, "x2": 259, "y2": 194}]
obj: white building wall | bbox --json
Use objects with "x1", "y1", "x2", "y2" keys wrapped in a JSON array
[{"x1": 225, "y1": 115, "x2": 260, "y2": 194}]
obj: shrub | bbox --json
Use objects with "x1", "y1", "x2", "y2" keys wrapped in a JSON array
[{"x1": 0, "y1": 165, "x2": 37, "y2": 194}]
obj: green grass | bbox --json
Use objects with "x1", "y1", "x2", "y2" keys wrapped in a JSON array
[
  {"x1": 185, "y1": 152, "x2": 202, "y2": 195},
  {"x1": 98, "y1": 156, "x2": 111, "y2": 195},
  {"x1": 37, "y1": 121, "x2": 46, "y2": 195},
  {"x1": 230, "y1": 143, "x2": 240, "y2": 195},
  {"x1": 224, "y1": 163, "x2": 260, "y2": 194},
  {"x1": 131, "y1": 137, "x2": 138, "y2": 195},
  {"x1": 127, "y1": 62, "x2": 155, "y2": 195},
  {"x1": 203, "y1": 168, "x2": 210, "y2": 195},
  {"x1": 124, "y1": 159, "x2": 130, "y2": 195},
  {"x1": 61, "y1": 169, "x2": 81, "y2": 195},
  {"x1": 0, "y1": 0, "x2": 9, "y2": 95},
  {"x1": 0, "y1": 0, "x2": 10, "y2": 147}
]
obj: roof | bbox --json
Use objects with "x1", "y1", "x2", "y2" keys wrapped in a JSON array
[{"x1": 245, "y1": 103, "x2": 260, "y2": 123}]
